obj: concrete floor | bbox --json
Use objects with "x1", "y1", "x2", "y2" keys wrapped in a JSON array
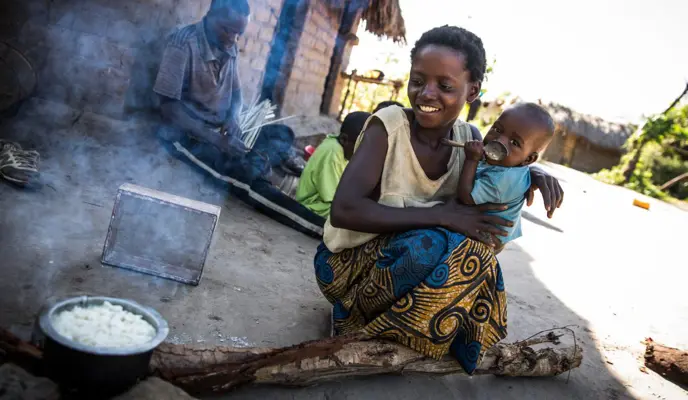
[{"x1": 1, "y1": 99, "x2": 687, "y2": 400}]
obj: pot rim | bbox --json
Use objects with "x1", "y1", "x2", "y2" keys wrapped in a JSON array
[{"x1": 39, "y1": 295, "x2": 169, "y2": 356}]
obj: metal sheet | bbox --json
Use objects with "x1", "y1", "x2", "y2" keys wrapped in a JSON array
[{"x1": 102, "y1": 184, "x2": 221, "y2": 286}]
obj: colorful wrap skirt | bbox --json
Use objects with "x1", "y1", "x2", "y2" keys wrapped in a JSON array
[{"x1": 314, "y1": 228, "x2": 507, "y2": 374}]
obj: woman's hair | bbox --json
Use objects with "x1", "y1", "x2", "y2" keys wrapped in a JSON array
[
  {"x1": 209, "y1": 0, "x2": 251, "y2": 17},
  {"x1": 410, "y1": 25, "x2": 487, "y2": 83}
]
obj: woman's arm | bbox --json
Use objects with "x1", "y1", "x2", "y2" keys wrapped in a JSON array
[
  {"x1": 527, "y1": 166, "x2": 564, "y2": 218},
  {"x1": 330, "y1": 119, "x2": 512, "y2": 242}
]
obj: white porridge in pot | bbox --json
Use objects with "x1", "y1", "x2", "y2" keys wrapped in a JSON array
[{"x1": 51, "y1": 301, "x2": 157, "y2": 349}]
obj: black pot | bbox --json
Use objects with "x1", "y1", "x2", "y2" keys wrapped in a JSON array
[{"x1": 38, "y1": 296, "x2": 169, "y2": 398}]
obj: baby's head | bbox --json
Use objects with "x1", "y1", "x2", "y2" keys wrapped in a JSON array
[{"x1": 483, "y1": 103, "x2": 554, "y2": 167}]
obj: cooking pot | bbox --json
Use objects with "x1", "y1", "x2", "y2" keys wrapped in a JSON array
[{"x1": 38, "y1": 296, "x2": 169, "y2": 396}]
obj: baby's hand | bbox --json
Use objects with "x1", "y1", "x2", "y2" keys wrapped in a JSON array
[{"x1": 464, "y1": 140, "x2": 484, "y2": 161}]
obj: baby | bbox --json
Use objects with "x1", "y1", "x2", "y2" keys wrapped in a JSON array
[{"x1": 457, "y1": 102, "x2": 555, "y2": 246}]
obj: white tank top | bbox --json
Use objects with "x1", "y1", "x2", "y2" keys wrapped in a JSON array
[{"x1": 323, "y1": 106, "x2": 474, "y2": 252}]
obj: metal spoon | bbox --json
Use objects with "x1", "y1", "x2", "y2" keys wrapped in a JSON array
[{"x1": 441, "y1": 138, "x2": 509, "y2": 162}]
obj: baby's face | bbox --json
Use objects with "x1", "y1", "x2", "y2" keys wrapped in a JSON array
[{"x1": 483, "y1": 108, "x2": 548, "y2": 167}]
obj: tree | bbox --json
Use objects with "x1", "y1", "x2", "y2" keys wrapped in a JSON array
[
  {"x1": 621, "y1": 83, "x2": 688, "y2": 182},
  {"x1": 596, "y1": 89, "x2": 688, "y2": 200}
]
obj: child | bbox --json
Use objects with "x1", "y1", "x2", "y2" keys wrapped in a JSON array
[
  {"x1": 457, "y1": 102, "x2": 555, "y2": 246},
  {"x1": 296, "y1": 111, "x2": 371, "y2": 218}
]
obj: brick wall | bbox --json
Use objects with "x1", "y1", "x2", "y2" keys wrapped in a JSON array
[
  {"x1": 236, "y1": 0, "x2": 283, "y2": 105},
  {"x1": 2, "y1": 0, "x2": 282, "y2": 119},
  {"x1": 280, "y1": 0, "x2": 342, "y2": 117}
]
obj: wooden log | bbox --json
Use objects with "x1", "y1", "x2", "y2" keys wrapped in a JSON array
[
  {"x1": 1, "y1": 328, "x2": 582, "y2": 396},
  {"x1": 150, "y1": 331, "x2": 581, "y2": 394},
  {"x1": 0, "y1": 328, "x2": 42, "y2": 373},
  {"x1": 644, "y1": 340, "x2": 688, "y2": 386}
]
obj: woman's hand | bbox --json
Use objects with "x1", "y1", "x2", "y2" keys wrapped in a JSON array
[
  {"x1": 527, "y1": 168, "x2": 564, "y2": 218},
  {"x1": 435, "y1": 201, "x2": 512, "y2": 247}
]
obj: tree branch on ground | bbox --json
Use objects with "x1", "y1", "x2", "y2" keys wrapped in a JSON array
[
  {"x1": 1, "y1": 328, "x2": 582, "y2": 396},
  {"x1": 644, "y1": 339, "x2": 688, "y2": 387}
]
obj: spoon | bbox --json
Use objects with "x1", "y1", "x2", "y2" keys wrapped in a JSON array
[{"x1": 441, "y1": 138, "x2": 509, "y2": 162}]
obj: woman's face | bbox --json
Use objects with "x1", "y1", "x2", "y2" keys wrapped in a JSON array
[{"x1": 407, "y1": 45, "x2": 480, "y2": 129}]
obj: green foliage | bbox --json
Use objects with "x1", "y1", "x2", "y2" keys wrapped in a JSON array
[
  {"x1": 630, "y1": 105, "x2": 688, "y2": 148},
  {"x1": 594, "y1": 103, "x2": 688, "y2": 200}
]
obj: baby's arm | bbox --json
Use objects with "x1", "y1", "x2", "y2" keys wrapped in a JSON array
[{"x1": 457, "y1": 140, "x2": 484, "y2": 205}]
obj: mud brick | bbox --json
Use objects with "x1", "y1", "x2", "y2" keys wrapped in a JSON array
[
  {"x1": 254, "y1": 6, "x2": 272, "y2": 23},
  {"x1": 259, "y1": 26, "x2": 275, "y2": 42},
  {"x1": 105, "y1": 18, "x2": 142, "y2": 46},
  {"x1": 75, "y1": 33, "x2": 136, "y2": 71}
]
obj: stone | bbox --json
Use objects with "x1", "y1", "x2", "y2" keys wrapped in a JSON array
[
  {"x1": 112, "y1": 377, "x2": 197, "y2": 400},
  {"x1": 0, "y1": 363, "x2": 60, "y2": 400}
]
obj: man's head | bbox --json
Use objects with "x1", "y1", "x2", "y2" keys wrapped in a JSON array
[
  {"x1": 407, "y1": 25, "x2": 485, "y2": 130},
  {"x1": 373, "y1": 101, "x2": 404, "y2": 113},
  {"x1": 483, "y1": 103, "x2": 555, "y2": 167},
  {"x1": 338, "y1": 111, "x2": 371, "y2": 160},
  {"x1": 205, "y1": 0, "x2": 250, "y2": 52}
]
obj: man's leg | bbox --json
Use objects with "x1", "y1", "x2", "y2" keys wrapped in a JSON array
[{"x1": 158, "y1": 123, "x2": 244, "y2": 176}]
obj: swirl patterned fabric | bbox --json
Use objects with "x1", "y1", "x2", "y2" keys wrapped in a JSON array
[{"x1": 314, "y1": 228, "x2": 507, "y2": 374}]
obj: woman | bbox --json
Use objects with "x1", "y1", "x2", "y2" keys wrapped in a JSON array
[{"x1": 314, "y1": 26, "x2": 563, "y2": 374}]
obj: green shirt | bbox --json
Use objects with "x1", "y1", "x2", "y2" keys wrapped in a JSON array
[{"x1": 296, "y1": 135, "x2": 347, "y2": 218}]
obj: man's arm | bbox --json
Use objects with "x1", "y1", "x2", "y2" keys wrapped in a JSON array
[
  {"x1": 154, "y1": 39, "x2": 228, "y2": 151},
  {"x1": 223, "y1": 60, "x2": 244, "y2": 138},
  {"x1": 159, "y1": 100, "x2": 225, "y2": 149}
]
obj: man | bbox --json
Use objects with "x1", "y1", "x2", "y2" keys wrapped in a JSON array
[
  {"x1": 154, "y1": 0, "x2": 250, "y2": 173},
  {"x1": 296, "y1": 111, "x2": 370, "y2": 218}
]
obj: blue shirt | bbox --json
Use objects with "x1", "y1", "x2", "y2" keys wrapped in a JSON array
[{"x1": 470, "y1": 162, "x2": 531, "y2": 244}]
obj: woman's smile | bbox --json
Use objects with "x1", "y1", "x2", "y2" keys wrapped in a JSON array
[{"x1": 418, "y1": 105, "x2": 441, "y2": 113}]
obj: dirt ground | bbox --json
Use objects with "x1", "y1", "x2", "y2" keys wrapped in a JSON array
[{"x1": 0, "y1": 98, "x2": 687, "y2": 399}]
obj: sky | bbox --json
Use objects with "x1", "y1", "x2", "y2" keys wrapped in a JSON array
[{"x1": 347, "y1": 0, "x2": 688, "y2": 123}]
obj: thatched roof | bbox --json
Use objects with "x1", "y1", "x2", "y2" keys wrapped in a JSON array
[
  {"x1": 544, "y1": 103, "x2": 635, "y2": 151},
  {"x1": 361, "y1": 0, "x2": 406, "y2": 43},
  {"x1": 322, "y1": 0, "x2": 406, "y2": 43}
]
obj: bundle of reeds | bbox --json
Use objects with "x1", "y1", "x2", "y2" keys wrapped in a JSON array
[{"x1": 237, "y1": 98, "x2": 298, "y2": 149}]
